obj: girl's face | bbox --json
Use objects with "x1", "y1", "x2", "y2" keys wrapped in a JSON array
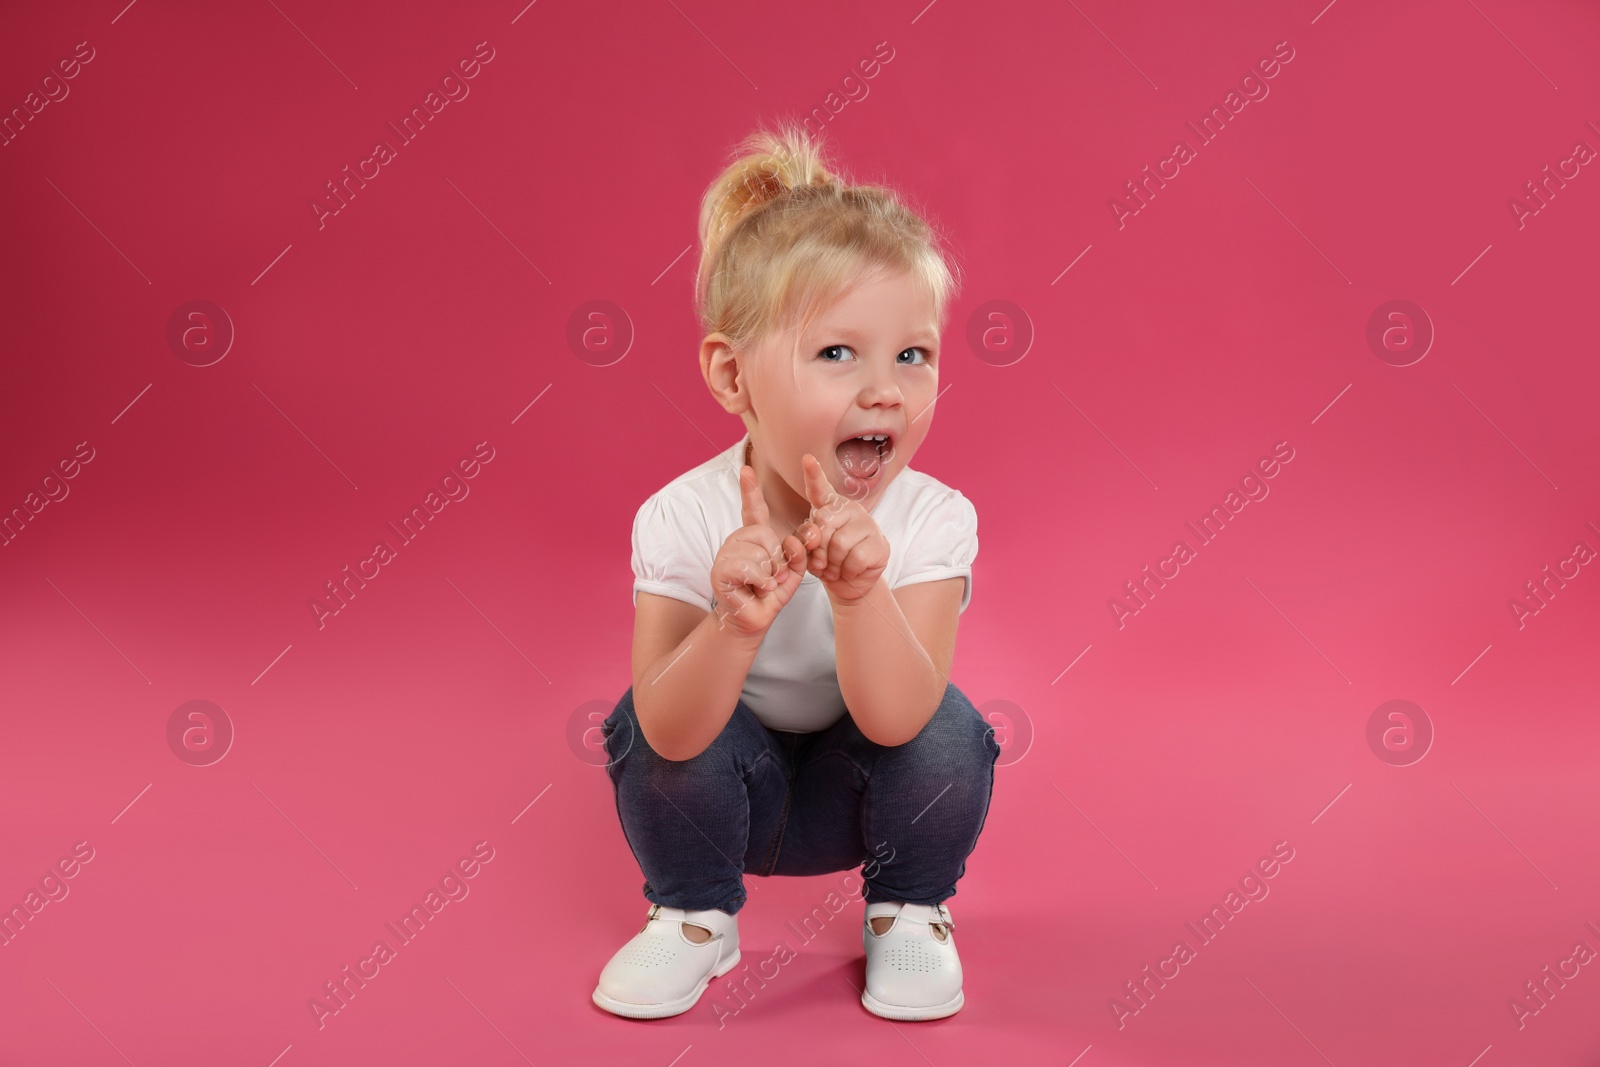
[{"x1": 746, "y1": 268, "x2": 940, "y2": 515}]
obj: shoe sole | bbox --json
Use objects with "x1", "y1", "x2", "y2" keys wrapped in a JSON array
[
  {"x1": 592, "y1": 948, "x2": 742, "y2": 1020},
  {"x1": 861, "y1": 986, "x2": 964, "y2": 1021}
]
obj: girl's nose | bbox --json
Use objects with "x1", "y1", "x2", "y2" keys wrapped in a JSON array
[{"x1": 858, "y1": 364, "x2": 904, "y2": 405}]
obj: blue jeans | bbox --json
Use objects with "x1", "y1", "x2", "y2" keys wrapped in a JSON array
[{"x1": 600, "y1": 681, "x2": 1001, "y2": 916}]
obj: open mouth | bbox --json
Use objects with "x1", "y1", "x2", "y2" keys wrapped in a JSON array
[{"x1": 834, "y1": 432, "x2": 894, "y2": 487}]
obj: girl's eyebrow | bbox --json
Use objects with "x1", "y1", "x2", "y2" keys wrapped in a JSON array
[{"x1": 813, "y1": 326, "x2": 939, "y2": 346}]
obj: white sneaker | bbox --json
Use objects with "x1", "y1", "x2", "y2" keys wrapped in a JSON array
[
  {"x1": 592, "y1": 903, "x2": 742, "y2": 1019},
  {"x1": 861, "y1": 901, "x2": 964, "y2": 1020}
]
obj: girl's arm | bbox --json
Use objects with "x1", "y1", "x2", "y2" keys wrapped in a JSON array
[
  {"x1": 832, "y1": 576, "x2": 959, "y2": 747},
  {"x1": 631, "y1": 591, "x2": 765, "y2": 761}
]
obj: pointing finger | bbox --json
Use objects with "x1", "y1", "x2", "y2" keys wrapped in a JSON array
[
  {"x1": 801, "y1": 453, "x2": 840, "y2": 515},
  {"x1": 739, "y1": 464, "x2": 769, "y2": 529}
]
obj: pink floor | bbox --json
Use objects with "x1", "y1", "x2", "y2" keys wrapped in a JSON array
[{"x1": 4, "y1": 1, "x2": 1600, "y2": 1064}]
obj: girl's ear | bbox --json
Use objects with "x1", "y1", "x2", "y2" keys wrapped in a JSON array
[{"x1": 701, "y1": 333, "x2": 751, "y2": 414}]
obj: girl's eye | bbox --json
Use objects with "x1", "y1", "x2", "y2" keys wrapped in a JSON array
[{"x1": 816, "y1": 345, "x2": 933, "y2": 364}]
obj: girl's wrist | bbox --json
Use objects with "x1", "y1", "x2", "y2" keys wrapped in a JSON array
[
  {"x1": 825, "y1": 577, "x2": 881, "y2": 610},
  {"x1": 707, "y1": 608, "x2": 769, "y2": 653}
]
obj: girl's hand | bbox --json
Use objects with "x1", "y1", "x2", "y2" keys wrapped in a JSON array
[
  {"x1": 795, "y1": 453, "x2": 889, "y2": 604},
  {"x1": 710, "y1": 465, "x2": 810, "y2": 638}
]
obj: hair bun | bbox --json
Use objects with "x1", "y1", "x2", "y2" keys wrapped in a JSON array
[{"x1": 698, "y1": 124, "x2": 838, "y2": 295}]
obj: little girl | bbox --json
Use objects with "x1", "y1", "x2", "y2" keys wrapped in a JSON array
[{"x1": 593, "y1": 123, "x2": 999, "y2": 1023}]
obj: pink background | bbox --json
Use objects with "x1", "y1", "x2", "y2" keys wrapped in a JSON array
[{"x1": 3, "y1": 1, "x2": 1598, "y2": 1064}]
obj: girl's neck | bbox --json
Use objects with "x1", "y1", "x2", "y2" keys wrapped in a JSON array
[{"x1": 744, "y1": 436, "x2": 809, "y2": 537}]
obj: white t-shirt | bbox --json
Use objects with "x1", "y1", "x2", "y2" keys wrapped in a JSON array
[{"x1": 631, "y1": 432, "x2": 978, "y2": 733}]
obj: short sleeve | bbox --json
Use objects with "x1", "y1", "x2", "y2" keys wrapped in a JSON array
[
  {"x1": 631, "y1": 490, "x2": 716, "y2": 612},
  {"x1": 891, "y1": 489, "x2": 979, "y2": 613}
]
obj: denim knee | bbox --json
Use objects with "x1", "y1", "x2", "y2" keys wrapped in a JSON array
[
  {"x1": 602, "y1": 686, "x2": 770, "y2": 774},
  {"x1": 883, "y1": 682, "x2": 1001, "y2": 768}
]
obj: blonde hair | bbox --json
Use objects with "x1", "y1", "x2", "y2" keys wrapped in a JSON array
[{"x1": 694, "y1": 122, "x2": 961, "y2": 358}]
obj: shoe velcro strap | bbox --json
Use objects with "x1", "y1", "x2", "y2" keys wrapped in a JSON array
[
  {"x1": 645, "y1": 903, "x2": 733, "y2": 940},
  {"x1": 866, "y1": 902, "x2": 954, "y2": 929}
]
